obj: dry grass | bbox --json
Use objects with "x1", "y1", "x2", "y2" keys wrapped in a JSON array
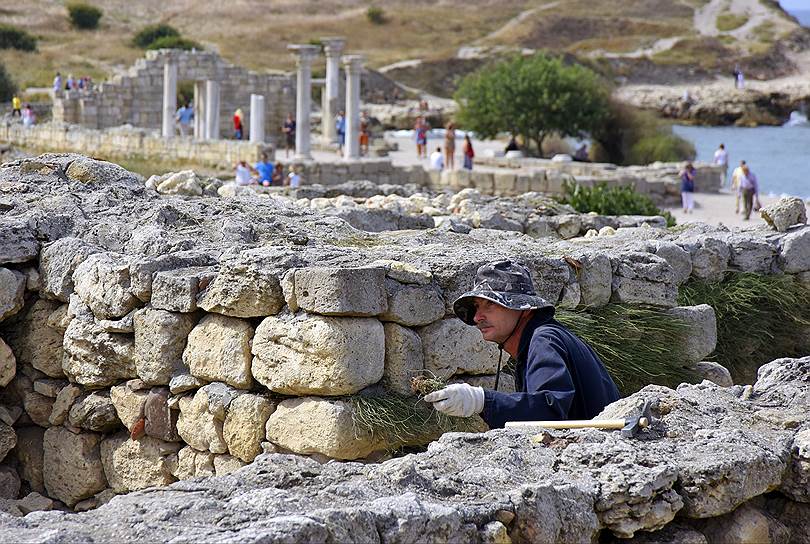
[{"x1": 716, "y1": 13, "x2": 749, "y2": 32}]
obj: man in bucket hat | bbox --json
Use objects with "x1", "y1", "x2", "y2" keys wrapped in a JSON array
[{"x1": 424, "y1": 259, "x2": 620, "y2": 428}]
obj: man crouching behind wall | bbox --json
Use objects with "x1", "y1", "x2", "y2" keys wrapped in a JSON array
[{"x1": 424, "y1": 260, "x2": 620, "y2": 429}]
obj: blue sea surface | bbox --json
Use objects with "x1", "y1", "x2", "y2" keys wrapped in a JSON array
[{"x1": 673, "y1": 124, "x2": 810, "y2": 199}]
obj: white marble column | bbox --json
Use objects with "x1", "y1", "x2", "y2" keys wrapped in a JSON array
[
  {"x1": 193, "y1": 80, "x2": 206, "y2": 140},
  {"x1": 204, "y1": 80, "x2": 220, "y2": 140},
  {"x1": 321, "y1": 37, "x2": 345, "y2": 145},
  {"x1": 343, "y1": 55, "x2": 364, "y2": 160},
  {"x1": 288, "y1": 44, "x2": 319, "y2": 160},
  {"x1": 162, "y1": 62, "x2": 177, "y2": 139},
  {"x1": 249, "y1": 94, "x2": 265, "y2": 143}
]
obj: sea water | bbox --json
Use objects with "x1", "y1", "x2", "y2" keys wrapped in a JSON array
[{"x1": 673, "y1": 124, "x2": 810, "y2": 199}]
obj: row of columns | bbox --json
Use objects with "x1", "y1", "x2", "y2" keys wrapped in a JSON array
[
  {"x1": 160, "y1": 37, "x2": 363, "y2": 160},
  {"x1": 288, "y1": 39, "x2": 364, "y2": 161}
]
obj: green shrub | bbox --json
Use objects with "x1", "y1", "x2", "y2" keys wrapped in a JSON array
[
  {"x1": 366, "y1": 6, "x2": 387, "y2": 24},
  {"x1": 132, "y1": 23, "x2": 180, "y2": 49},
  {"x1": 627, "y1": 133, "x2": 696, "y2": 165},
  {"x1": 146, "y1": 36, "x2": 201, "y2": 51},
  {"x1": 716, "y1": 13, "x2": 748, "y2": 32},
  {"x1": 556, "y1": 181, "x2": 676, "y2": 227},
  {"x1": 0, "y1": 62, "x2": 17, "y2": 102},
  {"x1": 678, "y1": 273, "x2": 810, "y2": 384},
  {"x1": 67, "y1": 3, "x2": 103, "y2": 30},
  {"x1": 0, "y1": 25, "x2": 37, "y2": 52}
]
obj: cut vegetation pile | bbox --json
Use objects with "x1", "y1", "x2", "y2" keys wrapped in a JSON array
[{"x1": 678, "y1": 272, "x2": 810, "y2": 384}]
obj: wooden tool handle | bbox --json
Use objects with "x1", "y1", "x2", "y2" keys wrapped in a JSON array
[{"x1": 505, "y1": 419, "x2": 626, "y2": 430}]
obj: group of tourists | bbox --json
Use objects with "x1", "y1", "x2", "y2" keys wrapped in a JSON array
[
  {"x1": 9, "y1": 96, "x2": 36, "y2": 128},
  {"x1": 52, "y1": 72, "x2": 93, "y2": 95},
  {"x1": 419, "y1": 118, "x2": 475, "y2": 171},
  {"x1": 233, "y1": 152, "x2": 300, "y2": 188},
  {"x1": 682, "y1": 143, "x2": 761, "y2": 219}
]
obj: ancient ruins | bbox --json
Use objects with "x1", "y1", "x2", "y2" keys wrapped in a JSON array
[{"x1": 0, "y1": 152, "x2": 808, "y2": 541}]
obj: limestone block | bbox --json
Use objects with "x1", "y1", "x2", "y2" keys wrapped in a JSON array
[
  {"x1": 169, "y1": 374, "x2": 205, "y2": 395},
  {"x1": 687, "y1": 237, "x2": 731, "y2": 283},
  {"x1": 23, "y1": 392, "x2": 54, "y2": 428},
  {"x1": 65, "y1": 156, "x2": 131, "y2": 185},
  {"x1": 0, "y1": 337, "x2": 14, "y2": 388},
  {"x1": 0, "y1": 219, "x2": 38, "y2": 265},
  {"x1": 666, "y1": 305, "x2": 717, "y2": 364},
  {"x1": 728, "y1": 236, "x2": 777, "y2": 274},
  {"x1": 549, "y1": 214, "x2": 582, "y2": 239},
  {"x1": 650, "y1": 241, "x2": 693, "y2": 285},
  {"x1": 197, "y1": 264, "x2": 285, "y2": 318},
  {"x1": 781, "y1": 227, "x2": 810, "y2": 273},
  {"x1": 155, "y1": 170, "x2": 203, "y2": 196},
  {"x1": 73, "y1": 252, "x2": 141, "y2": 320},
  {"x1": 110, "y1": 382, "x2": 148, "y2": 432},
  {"x1": 0, "y1": 421, "x2": 15, "y2": 463},
  {"x1": 692, "y1": 361, "x2": 733, "y2": 387},
  {"x1": 571, "y1": 252, "x2": 612, "y2": 307},
  {"x1": 760, "y1": 196, "x2": 807, "y2": 232},
  {"x1": 265, "y1": 397, "x2": 386, "y2": 460},
  {"x1": 62, "y1": 318, "x2": 136, "y2": 388},
  {"x1": 252, "y1": 313, "x2": 384, "y2": 396},
  {"x1": 100, "y1": 433, "x2": 180, "y2": 493},
  {"x1": 43, "y1": 427, "x2": 107, "y2": 507},
  {"x1": 68, "y1": 392, "x2": 120, "y2": 432},
  {"x1": 13, "y1": 426, "x2": 44, "y2": 494},
  {"x1": 48, "y1": 384, "x2": 82, "y2": 426},
  {"x1": 611, "y1": 253, "x2": 678, "y2": 307},
  {"x1": 39, "y1": 238, "x2": 101, "y2": 301},
  {"x1": 294, "y1": 267, "x2": 387, "y2": 316},
  {"x1": 223, "y1": 393, "x2": 275, "y2": 463},
  {"x1": 96, "y1": 310, "x2": 136, "y2": 333},
  {"x1": 183, "y1": 314, "x2": 254, "y2": 389},
  {"x1": 133, "y1": 308, "x2": 197, "y2": 385},
  {"x1": 214, "y1": 453, "x2": 247, "y2": 476},
  {"x1": 150, "y1": 267, "x2": 216, "y2": 313},
  {"x1": 3, "y1": 299, "x2": 65, "y2": 378},
  {"x1": 383, "y1": 323, "x2": 424, "y2": 395},
  {"x1": 176, "y1": 384, "x2": 232, "y2": 454},
  {"x1": 380, "y1": 280, "x2": 445, "y2": 327},
  {"x1": 171, "y1": 446, "x2": 215, "y2": 480},
  {"x1": 371, "y1": 259, "x2": 433, "y2": 286},
  {"x1": 0, "y1": 466, "x2": 20, "y2": 499},
  {"x1": 128, "y1": 251, "x2": 217, "y2": 302},
  {"x1": 782, "y1": 428, "x2": 810, "y2": 502},
  {"x1": 0, "y1": 268, "x2": 25, "y2": 323},
  {"x1": 418, "y1": 318, "x2": 500, "y2": 379}
]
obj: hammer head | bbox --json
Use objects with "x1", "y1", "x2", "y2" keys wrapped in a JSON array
[{"x1": 620, "y1": 399, "x2": 653, "y2": 438}]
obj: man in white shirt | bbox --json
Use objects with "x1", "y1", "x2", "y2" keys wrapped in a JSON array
[
  {"x1": 429, "y1": 146, "x2": 444, "y2": 171},
  {"x1": 713, "y1": 143, "x2": 728, "y2": 186}
]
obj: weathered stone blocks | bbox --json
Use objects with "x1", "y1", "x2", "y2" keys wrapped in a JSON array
[
  {"x1": 667, "y1": 305, "x2": 717, "y2": 363},
  {"x1": 781, "y1": 227, "x2": 810, "y2": 273},
  {"x1": 223, "y1": 393, "x2": 275, "y2": 462},
  {"x1": 3, "y1": 299, "x2": 65, "y2": 378},
  {"x1": 133, "y1": 308, "x2": 197, "y2": 385},
  {"x1": 265, "y1": 397, "x2": 385, "y2": 460},
  {"x1": 68, "y1": 391, "x2": 120, "y2": 432},
  {"x1": 418, "y1": 318, "x2": 500, "y2": 379},
  {"x1": 197, "y1": 264, "x2": 284, "y2": 318},
  {"x1": 62, "y1": 318, "x2": 136, "y2": 388},
  {"x1": 100, "y1": 433, "x2": 180, "y2": 493},
  {"x1": 42, "y1": 427, "x2": 107, "y2": 507},
  {"x1": 176, "y1": 383, "x2": 237, "y2": 454},
  {"x1": 611, "y1": 253, "x2": 678, "y2": 307},
  {"x1": 0, "y1": 267, "x2": 25, "y2": 322},
  {"x1": 383, "y1": 323, "x2": 424, "y2": 395},
  {"x1": 73, "y1": 252, "x2": 140, "y2": 320},
  {"x1": 183, "y1": 314, "x2": 253, "y2": 389},
  {"x1": 293, "y1": 267, "x2": 387, "y2": 316},
  {"x1": 252, "y1": 313, "x2": 384, "y2": 395},
  {"x1": 380, "y1": 280, "x2": 445, "y2": 327},
  {"x1": 39, "y1": 238, "x2": 100, "y2": 301},
  {"x1": 0, "y1": 337, "x2": 14, "y2": 387}
]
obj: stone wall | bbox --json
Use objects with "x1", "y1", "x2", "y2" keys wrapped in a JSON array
[
  {"x1": 52, "y1": 49, "x2": 295, "y2": 140},
  {"x1": 0, "y1": 154, "x2": 808, "y2": 521}
]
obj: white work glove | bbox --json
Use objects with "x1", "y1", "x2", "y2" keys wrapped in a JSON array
[{"x1": 423, "y1": 384, "x2": 484, "y2": 417}]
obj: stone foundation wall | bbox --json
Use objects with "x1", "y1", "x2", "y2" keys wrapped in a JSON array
[
  {"x1": 0, "y1": 154, "x2": 808, "y2": 519},
  {"x1": 52, "y1": 49, "x2": 295, "y2": 140}
]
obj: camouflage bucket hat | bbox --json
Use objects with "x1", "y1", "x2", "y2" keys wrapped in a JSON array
[{"x1": 453, "y1": 259, "x2": 554, "y2": 326}]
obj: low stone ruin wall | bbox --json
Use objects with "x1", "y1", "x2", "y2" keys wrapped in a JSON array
[
  {"x1": 0, "y1": 154, "x2": 808, "y2": 528},
  {"x1": 2, "y1": 355, "x2": 809, "y2": 542}
]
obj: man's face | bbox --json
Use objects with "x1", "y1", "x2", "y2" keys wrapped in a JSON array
[{"x1": 472, "y1": 298, "x2": 521, "y2": 343}]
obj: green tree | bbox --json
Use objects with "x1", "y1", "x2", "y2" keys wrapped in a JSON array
[
  {"x1": 132, "y1": 24, "x2": 180, "y2": 48},
  {"x1": 454, "y1": 53, "x2": 609, "y2": 156}
]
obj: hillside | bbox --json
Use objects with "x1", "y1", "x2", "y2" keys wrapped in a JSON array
[{"x1": 1, "y1": 0, "x2": 807, "y2": 95}]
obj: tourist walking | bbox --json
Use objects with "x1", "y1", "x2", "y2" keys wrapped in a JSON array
[
  {"x1": 429, "y1": 146, "x2": 444, "y2": 171},
  {"x1": 11, "y1": 95, "x2": 21, "y2": 117},
  {"x1": 505, "y1": 135, "x2": 519, "y2": 154},
  {"x1": 730, "y1": 160, "x2": 746, "y2": 214},
  {"x1": 282, "y1": 113, "x2": 296, "y2": 157},
  {"x1": 462, "y1": 134, "x2": 475, "y2": 170},
  {"x1": 414, "y1": 117, "x2": 429, "y2": 160},
  {"x1": 713, "y1": 143, "x2": 728, "y2": 185},
  {"x1": 21, "y1": 104, "x2": 35, "y2": 128},
  {"x1": 335, "y1": 110, "x2": 346, "y2": 155},
  {"x1": 254, "y1": 152, "x2": 274, "y2": 187},
  {"x1": 53, "y1": 72, "x2": 62, "y2": 96},
  {"x1": 680, "y1": 162, "x2": 696, "y2": 214},
  {"x1": 738, "y1": 164, "x2": 760, "y2": 220},
  {"x1": 233, "y1": 109, "x2": 244, "y2": 140},
  {"x1": 175, "y1": 103, "x2": 193, "y2": 136},
  {"x1": 735, "y1": 68, "x2": 745, "y2": 90},
  {"x1": 444, "y1": 122, "x2": 456, "y2": 170}
]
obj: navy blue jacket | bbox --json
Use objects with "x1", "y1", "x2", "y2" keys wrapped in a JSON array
[{"x1": 481, "y1": 310, "x2": 620, "y2": 429}]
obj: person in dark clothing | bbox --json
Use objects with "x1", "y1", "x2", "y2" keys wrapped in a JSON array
[{"x1": 424, "y1": 260, "x2": 620, "y2": 428}]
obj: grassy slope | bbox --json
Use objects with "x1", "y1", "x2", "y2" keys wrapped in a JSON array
[{"x1": 0, "y1": 0, "x2": 801, "y2": 91}]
